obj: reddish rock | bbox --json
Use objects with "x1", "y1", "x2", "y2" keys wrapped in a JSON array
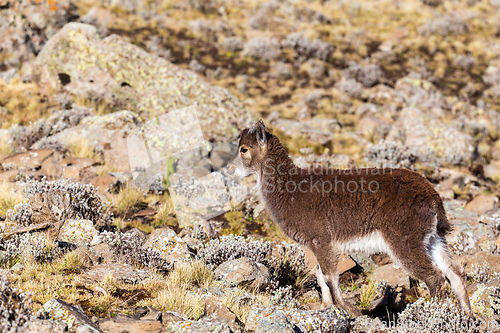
[
  {"x1": 61, "y1": 156, "x2": 98, "y2": 168},
  {"x1": 89, "y1": 174, "x2": 120, "y2": 193},
  {"x1": 100, "y1": 314, "x2": 162, "y2": 333},
  {"x1": 2, "y1": 149, "x2": 54, "y2": 170},
  {"x1": 465, "y1": 195, "x2": 499, "y2": 214},
  {"x1": 62, "y1": 165, "x2": 82, "y2": 180},
  {"x1": 370, "y1": 264, "x2": 410, "y2": 289},
  {"x1": 41, "y1": 151, "x2": 62, "y2": 179}
]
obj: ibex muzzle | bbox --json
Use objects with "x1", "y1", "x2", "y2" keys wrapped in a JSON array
[{"x1": 237, "y1": 119, "x2": 471, "y2": 315}]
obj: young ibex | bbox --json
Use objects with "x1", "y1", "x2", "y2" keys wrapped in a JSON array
[{"x1": 237, "y1": 120, "x2": 471, "y2": 314}]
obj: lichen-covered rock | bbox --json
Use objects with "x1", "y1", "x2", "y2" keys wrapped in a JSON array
[
  {"x1": 58, "y1": 219, "x2": 99, "y2": 246},
  {"x1": 246, "y1": 305, "x2": 350, "y2": 333},
  {"x1": 270, "y1": 117, "x2": 341, "y2": 145},
  {"x1": 245, "y1": 306, "x2": 297, "y2": 333},
  {"x1": 204, "y1": 296, "x2": 240, "y2": 332},
  {"x1": 142, "y1": 228, "x2": 190, "y2": 265},
  {"x1": 0, "y1": 0, "x2": 78, "y2": 70},
  {"x1": 385, "y1": 107, "x2": 473, "y2": 166},
  {"x1": 42, "y1": 298, "x2": 101, "y2": 333},
  {"x1": 469, "y1": 278, "x2": 500, "y2": 320},
  {"x1": 163, "y1": 315, "x2": 233, "y2": 333},
  {"x1": 83, "y1": 264, "x2": 150, "y2": 284},
  {"x1": 35, "y1": 22, "x2": 252, "y2": 142},
  {"x1": 214, "y1": 257, "x2": 271, "y2": 290}
]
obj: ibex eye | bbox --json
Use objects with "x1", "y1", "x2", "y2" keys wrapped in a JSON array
[{"x1": 240, "y1": 147, "x2": 248, "y2": 153}]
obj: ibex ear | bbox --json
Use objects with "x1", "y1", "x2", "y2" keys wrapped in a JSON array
[{"x1": 256, "y1": 119, "x2": 267, "y2": 147}]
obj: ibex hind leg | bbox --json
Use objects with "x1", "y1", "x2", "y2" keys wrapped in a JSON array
[
  {"x1": 428, "y1": 235, "x2": 471, "y2": 314},
  {"x1": 390, "y1": 240, "x2": 445, "y2": 297}
]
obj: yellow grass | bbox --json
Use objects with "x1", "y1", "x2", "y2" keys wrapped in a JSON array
[
  {"x1": 0, "y1": 182, "x2": 24, "y2": 216},
  {"x1": 0, "y1": 136, "x2": 14, "y2": 160},
  {"x1": 108, "y1": 185, "x2": 145, "y2": 214},
  {"x1": 66, "y1": 137, "x2": 101, "y2": 160}
]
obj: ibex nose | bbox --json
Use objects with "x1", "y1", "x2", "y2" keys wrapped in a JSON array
[{"x1": 226, "y1": 164, "x2": 236, "y2": 175}]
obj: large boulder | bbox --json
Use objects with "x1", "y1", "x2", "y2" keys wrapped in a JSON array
[
  {"x1": 35, "y1": 22, "x2": 252, "y2": 142},
  {"x1": 385, "y1": 107, "x2": 473, "y2": 166}
]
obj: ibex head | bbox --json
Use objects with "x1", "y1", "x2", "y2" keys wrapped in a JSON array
[{"x1": 237, "y1": 119, "x2": 270, "y2": 174}]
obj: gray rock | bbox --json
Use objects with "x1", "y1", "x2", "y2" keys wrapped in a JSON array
[
  {"x1": 283, "y1": 306, "x2": 350, "y2": 333},
  {"x1": 350, "y1": 316, "x2": 386, "y2": 332},
  {"x1": 42, "y1": 298, "x2": 101, "y2": 333},
  {"x1": 26, "y1": 318, "x2": 67, "y2": 333},
  {"x1": 485, "y1": 160, "x2": 500, "y2": 183},
  {"x1": 163, "y1": 315, "x2": 233, "y2": 332},
  {"x1": 142, "y1": 228, "x2": 190, "y2": 264},
  {"x1": 214, "y1": 257, "x2": 271, "y2": 290},
  {"x1": 210, "y1": 142, "x2": 237, "y2": 170},
  {"x1": 0, "y1": 0, "x2": 77, "y2": 70},
  {"x1": 469, "y1": 278, "x2": 500, "y2": 320},
  {"x1": 204, "y1": 296, "x2": 240, "y2": 332},
  {"x1": 73, "y1": 246, "x2": 99, "y2": 267},
  {"x1": 161, "y1": 311, "x2": 188, "y2": 324},
  {"x1": 271, "y1": 117, "x2": 341, "y2": 145},
  {"x1": 245, "y1": 306, "x2": 296, "y2": 333},
  {"x1": 35, "y1": 22, "x2": 252, "y2": 142},
  {"x1": 11, "y1": 262, "x2": 24, "y2": 274},
  {"x1": 246, "y1": 305, "x2": 350, "y2": 333},
  {"x1": 126, "y1": 228, "x2": 148, "y2": 244},
  {"x1": 83, "y1": 264, "x2": 150, "y2": 284},
  {"x1": 58, "y1": 219, "x2": 99, "y2": 246}
]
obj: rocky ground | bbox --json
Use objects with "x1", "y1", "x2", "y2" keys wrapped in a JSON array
[{"x1": 1, "y1": 0, "x2": 500, "y2": 332}]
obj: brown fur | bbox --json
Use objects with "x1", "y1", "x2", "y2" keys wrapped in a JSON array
[{"x1": 238, "y1": 120, "x2": 471, "y2": 315}]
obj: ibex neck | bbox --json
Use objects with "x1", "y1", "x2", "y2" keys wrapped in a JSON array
[{"x1": 259, "y1": 138, "x2": 299, "y2": 196}]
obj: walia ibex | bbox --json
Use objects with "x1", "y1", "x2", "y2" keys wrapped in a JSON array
[{"x1": 236, "y1": 120, "x2": 471, "y2": 315}]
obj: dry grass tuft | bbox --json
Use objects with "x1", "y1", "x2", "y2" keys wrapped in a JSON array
[
  {"x1": 138, "y1": 261, "x2": 214, "y2": 319},
  {"x1": 66, "y1": 137, "x2": 101, "y2": 160},
  {"x1": 108, "y1": 185, "x2": 146, "y2": 214},
  {"x1": 0, "y1": 136, "x2": 14, "y2": 160},
  {"x1": 0, "y1": 182, "x2": 24, "y2": 216}
]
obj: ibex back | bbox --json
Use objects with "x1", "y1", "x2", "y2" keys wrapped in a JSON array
[{"x1": 237, "y1": 120, "x2": 471, "y2": 315}]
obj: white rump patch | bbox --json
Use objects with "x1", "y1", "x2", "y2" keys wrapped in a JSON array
[{"x1": 336, "y1": 231, "x2": 394, "y2": 257}]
